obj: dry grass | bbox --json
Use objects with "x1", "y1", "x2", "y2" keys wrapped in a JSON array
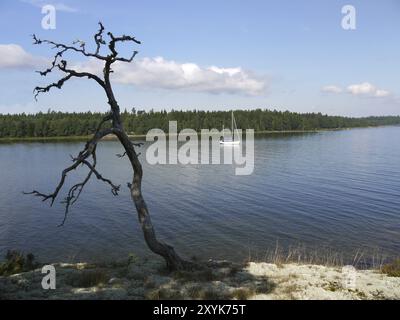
[
  {"x1": 146, "y1": 285, "x2": 228, "y2": 300},
  {"x1": 195, "y1": 288, "x2": 225, "y2": 300},
  {"x1": 0, "y1": 251, "x2": 38, "y2": 276},
  {"x1": 381, "y1": 259, "x2": 400, "y2": 277},
  {"x1": 254, "y1": 243, "x2": 394, "y2": 270},
  {"x1": 281, "y1": 283, "x2": 300, "y2": 300},
  {"x1": 255, "y1": 277, "x2": 276, "y2": 294},
  {"x1": 145, "y1": 288, "x2": 183, "y2": 300},
  {"x1": 324, "y1": 281, "x2": 342, "y2": 292},
  {"x1": 230, "y1": 288, "x2": 255, "y2": 300},
  {"x1": 172, "y1": 268, "x2": 216, "y2": 282},
  {"x1": 66, "y1": 269, "x2": 109, "y2": 288}
]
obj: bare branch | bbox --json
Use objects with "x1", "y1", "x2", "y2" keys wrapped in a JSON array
[
  {"x1": 107, "y1": 31, "x2": 141, "y2": 61},
  {"x1": 58, "y1": 60, "x2": 105, "y2": 87},
  {"x1": 57, "y1": 147, "x2": 119, "y2": 226},
  {"x1": 32, "y1": 23, "x2": 141, "y2": 102},
  {"x1": 32, "y1": 33, "x2": 107, "y2": 61},
  {"x1": 34, "y1": 60, "x2": 106, "y2": 100},
  {"x1": 96, "y1": 113, "x2": 113, "y2": 132},
  {"x1": 36, "y1": 47, "x2": 68, "y2": 76},
  {"x1": 117, "y1": 141, "x2": 142, "y2": 158},
  {"x1": 59, "y1": 150, "x2": 97, "y2": 226},
  {"x1": 115, "y1": 50, "x2": 139, "y2": 63},
  {"x1": 23, "y1": 154, "x2": 85, "y2": 205},
  {"x1": 34, "y1": 73, "x2": 73, "y2": 100},
  {"x1": 94, "y1": 22, "x2": 106, "y2": 55},
  {"x1": 131, "y1": 141, "x2": 144, "y2": 147},
  {"x1": 24, "y1": 128, "x2": 113, "y2": 206},
  {"x1": 81, "y1": 159, "x2": 120, "y2": 195}
]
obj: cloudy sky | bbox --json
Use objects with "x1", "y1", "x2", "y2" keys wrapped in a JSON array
[{"x1": 0, "y1": 0, "x2": 399, "y2": 116}]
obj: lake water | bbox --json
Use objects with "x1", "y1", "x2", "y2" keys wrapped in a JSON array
[{"x1": 0, "y1": 126, "x2": 399, "y2": 264}]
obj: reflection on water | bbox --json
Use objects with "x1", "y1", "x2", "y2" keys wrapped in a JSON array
[{"x1": 0, "y1": 126, "x2": 399, "y2": 263}]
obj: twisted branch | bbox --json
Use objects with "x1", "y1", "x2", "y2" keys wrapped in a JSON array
[
  {"x1": 94, "y1": 22, "x2": 106, "y2": 55},
  {"x1": 57, "y1": 148, "x2": 120, "y2": 227},
  {"x1": 24, "y1": 128, "x2": 114, "y2": 225},
  {"x1": 32, "y1": 33, "x2": 107, "y2": 61},
  {"x1": 107, "y1": 32, "x2": 141, "y2": 62},
  {"x1": 34, "y1": 60, "x2": 105, "y2": 100}
]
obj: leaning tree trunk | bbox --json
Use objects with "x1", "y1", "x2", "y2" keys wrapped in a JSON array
[
  {"x1": 115, "y1": 129, "x2": 190, "y2": 270},
  {"x1": 104, "y1": 66, "x2": 191, "y2": 270}
]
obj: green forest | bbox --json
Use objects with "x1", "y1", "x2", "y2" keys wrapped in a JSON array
[{"x1": 1, "y1": 109, "x2": 399, "y2": 138}]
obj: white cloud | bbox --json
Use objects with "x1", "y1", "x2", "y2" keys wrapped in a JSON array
[
  {"x1": 374, "y1": 89, "x2": 390, "y2": 98},
  {"x1": 0, "y1": 44, "x2": 47, "y2": 69},
  {"x1": 322, "y1": 85, "x2": 343, "y2": 93},
  {"x1": 322, "y1": 82, "x2": 391, "y2": 98},
  {"x1": 20, "y1": 0, "x2": 78, "y2": 12},
  {"x1": 347, "y1": 82, "x2": 390, "y2": 98},
  {"x1": 76, "y1": 56, "x2": 267, "y2": 96},
  {"x1": 0, "y1": 44, "x2": 266, "y2": 95},
  {"x1": 347, "y1": 82, "x2": 376, "y2": 95}
]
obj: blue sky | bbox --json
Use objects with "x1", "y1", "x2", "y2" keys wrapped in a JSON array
[{"x1": 0, "y1": 0, "x2": 399, "y2": 116}]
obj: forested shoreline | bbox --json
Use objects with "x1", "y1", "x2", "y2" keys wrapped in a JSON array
[{"x1": 1, "y1": 109, "x2": 399, "y2": 138}]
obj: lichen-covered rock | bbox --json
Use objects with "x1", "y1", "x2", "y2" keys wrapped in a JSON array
[{"x1": 1, "y1": 259, "x2": 399, "y2": 300}]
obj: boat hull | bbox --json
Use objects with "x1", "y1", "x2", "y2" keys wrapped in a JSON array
[{"x1": 220, "y1": 140, "x2": 240, "y2": 145}]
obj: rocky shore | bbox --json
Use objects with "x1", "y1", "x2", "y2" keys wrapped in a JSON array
[{"x1": 1, "y1": 256, "x2": 399, "y2": 300}]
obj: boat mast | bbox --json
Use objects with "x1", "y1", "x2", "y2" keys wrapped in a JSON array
[{"x1": 231, "y1": 111, "x2": 234, "y2": 141}]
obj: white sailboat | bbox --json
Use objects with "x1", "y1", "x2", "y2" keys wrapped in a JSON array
[{"x1": 220, "y1": 111, "x2": 240, "y2": 145}]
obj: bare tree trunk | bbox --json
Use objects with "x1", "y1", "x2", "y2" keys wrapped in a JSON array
[{"x1": 115, "y1": 129, "x2": 191, "y2": 270}]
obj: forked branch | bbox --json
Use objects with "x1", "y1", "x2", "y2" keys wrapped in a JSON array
[{"x1": 24, "y1": 128, "x2": 114, "y2": 225}]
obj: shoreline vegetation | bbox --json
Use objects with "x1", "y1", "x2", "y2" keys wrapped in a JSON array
[
  {"x1": 0, "y1": 130, "x2": 341, "y2": 143},
  {"x1": 1, "y1": 109, "x2": 400, "y2": 143},
  {"x1": 0, "y1": 126, "x2": 398, "y2": 143},
  {"x1": 1, "y1": 251, "x2": 399, "y2": 300}
]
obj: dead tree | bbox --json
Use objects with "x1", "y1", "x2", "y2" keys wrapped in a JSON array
[{"x1": 26, "y1": 23, "x2": 191, "y2": 271}]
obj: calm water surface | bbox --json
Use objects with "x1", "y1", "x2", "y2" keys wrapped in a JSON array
[{"x1": 0, "y1": 126, "x2": 399, "y2": 263}]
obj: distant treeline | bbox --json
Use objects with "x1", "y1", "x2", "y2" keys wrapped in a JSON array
[{"x1": 1, "y1": 109, "x2": 400, "y2": 138}]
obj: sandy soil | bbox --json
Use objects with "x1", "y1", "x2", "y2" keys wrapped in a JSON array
[{"x1": 0, "y1": 258, "x2": 399, "y2": 300}]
